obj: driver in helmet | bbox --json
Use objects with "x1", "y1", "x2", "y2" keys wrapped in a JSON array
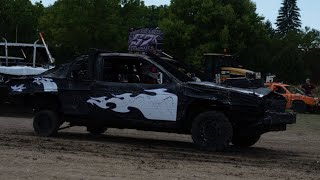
[{"x1": 140, "y1": 63, "x2": 160, "y2": 84}]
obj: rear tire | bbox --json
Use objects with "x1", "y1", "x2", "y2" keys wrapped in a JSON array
[
  {"x1": 232, "y1": 135, "x2": 261, "y2": 147},
  {"x1": 292, "y1": 101, "x2": 306, "y2": 113},
  {"x1": 33, "y1": 110, "x2": 61, "y2": 137},
  {"x1": 191, "y1": 111, "x2": 233, "y2": 151}
]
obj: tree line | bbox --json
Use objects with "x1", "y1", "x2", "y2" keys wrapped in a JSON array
[{"x1": 0, "y1": 0, "x2": 319, "y2": 83}]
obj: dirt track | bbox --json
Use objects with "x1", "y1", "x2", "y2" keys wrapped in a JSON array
[{"x1": 0, "y1": 114, "x2": 319, "y2": 179}]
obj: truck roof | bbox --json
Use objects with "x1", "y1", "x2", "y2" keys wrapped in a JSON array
[
  {"x1": 99, "y1": 52, "x2": 149, "y2": 59},
  {"x1": 203, "y1": 53, "x2": 233, "y2": 57},
  {"x1": 0, "y1": 42, "x2": 46, "y2": 48},
  {"x1": 265, "y1": 82, "x2": 289, "y2": 87}
]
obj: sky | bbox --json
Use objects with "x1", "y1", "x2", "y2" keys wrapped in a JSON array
[{"x1": 32, "y1": 0, "x2": 320, "y2": 30}]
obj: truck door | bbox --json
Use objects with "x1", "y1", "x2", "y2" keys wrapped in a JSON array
[
  {"x1": 87, "y1": 55, "x2": 179, "y2": 123},
  {"x1": 273, "y1": 85, "x2": 291, "y2": 108},
  {"x1": 60, "y1": 56, "x2": 94, "y2": 115}
]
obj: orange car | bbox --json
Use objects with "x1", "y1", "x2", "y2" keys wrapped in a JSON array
[{"x1": 265, "y1": 83, "x2": 319, "y2": 113}]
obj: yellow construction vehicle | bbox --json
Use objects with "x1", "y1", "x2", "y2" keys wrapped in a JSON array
[{"x1": 204, "y1": 53, "x2": 262, "y2": 88}]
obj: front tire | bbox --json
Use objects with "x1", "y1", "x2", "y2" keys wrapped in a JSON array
[
  {"x1": 191, "y1": 111, "x2": 233, "y2": 151},
  {"x1": 232, "y1": 135, "x2": 261, "y2": 147},
  {"x1": 33, "y1": 110, "x2": 61, "y2": 137},
  {"x1": 292, "y1": 101, "x2": 306, "y2": 113}
]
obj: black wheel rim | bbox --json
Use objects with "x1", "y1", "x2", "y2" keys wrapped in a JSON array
[
  {"x1": 200, "y1": 118, "x2": 221, "y2": 143},
  {"x1": 37, "y1": 114, "x2": 53, "y2": 132}
]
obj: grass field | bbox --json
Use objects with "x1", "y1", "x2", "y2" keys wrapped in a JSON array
[{"x1": 293, "y1": 113, "x2": 320, "y2": 133}]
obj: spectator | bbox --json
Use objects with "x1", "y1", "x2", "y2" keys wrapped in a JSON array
[{"x1": 301, "y1": 78, "x2": 316, "y2": 96}]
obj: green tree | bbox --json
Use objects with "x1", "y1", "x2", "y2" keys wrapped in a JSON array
[
  {"x1": 303, "y1": 48, "x2": 320, "y2": 84},
  {"x1": 265, "y1": 20, "x2": 275, "y2": 37},
  {"x1": 0, "y1": 0, "x2": 41, "y2": 42},
  {"x1": 276, "y1": 0, "x2": 301, "y2": 35},
  {"x1": 160, "y1": 0, "x2": 268, "y2": 69},
  {"x1": 270, "y1": 32, "x2": 304, "y2": 83},
  {"x1": 145, "y1": 5, "x2": 168, "y2": 28},
  {"x1": 299, "y1": 27, "x2": 320, "y2": 52},
  {"x1": 300, "y1": 28, "x2": 320, "y2": 83},
  {"x1": 38, "y1": 0, "x2": 122, "y2": 59},
  {"x1": 0, "y1": 0, "x2": 315, "y2": 83}
]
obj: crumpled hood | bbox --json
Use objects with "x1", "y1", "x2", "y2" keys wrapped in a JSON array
[{"x1": 187, "y1": 81, "x2": 272, "y2": 98}]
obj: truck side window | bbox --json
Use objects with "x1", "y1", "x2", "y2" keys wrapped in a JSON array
[
  {"x1": 70, "y1": 57, "x2": 89, "y2": 80},
  {"x1": 103, "y1": 57, "x2": 170, "y2": 84},
  {"x1": 274, "y1": 86, "x2": 286, "y2": 94}
]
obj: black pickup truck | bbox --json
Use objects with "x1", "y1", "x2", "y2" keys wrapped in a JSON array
[{"x1": 3, "y1": 50, "x2": 296, "y2": 151}]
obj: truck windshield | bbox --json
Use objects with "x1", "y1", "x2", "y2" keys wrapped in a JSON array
[
  {"x1": 150, "y1": 56, "x2": 193, "y2": 82},
  {"x1": 150, "y1": 55, "x2": 208, "y2": 82},
  {"x1": 287, "y1": 86, "x2": 305, "y2": 95},
  {"x1": 40, "y1": 63, "x2": 70, "y2": 78}
]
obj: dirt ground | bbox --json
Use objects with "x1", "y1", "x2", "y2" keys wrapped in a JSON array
[{"x1": 0, "y1": 114, "x2": 319, "y2": 180}]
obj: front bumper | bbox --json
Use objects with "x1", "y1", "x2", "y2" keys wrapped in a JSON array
[
  {"x1": 233, "y1": 110, "x2": 296, "y2": 136},
  {"x1": 258, "y1": 111, "x2": 296, "y2": 132},
  {"x1": 263, "y1": 111, "x2": 296, "y2": 126}
]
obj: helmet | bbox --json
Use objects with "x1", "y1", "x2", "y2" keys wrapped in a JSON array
[
  {"x1": 140, "y1": 63, "x2": 161, "y2": 84},
  {"x1": 141, "y1": 64, "x2": 159, "y2": 79}
]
